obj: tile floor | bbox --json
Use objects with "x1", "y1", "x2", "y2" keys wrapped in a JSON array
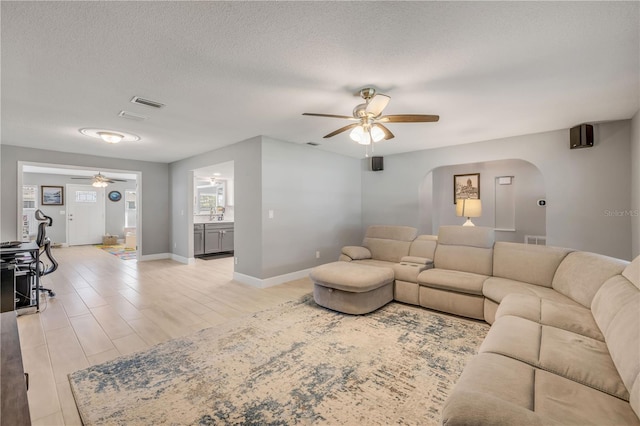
[{"x1": 16, "y1": 246, "x2": 312, "y2": 425}]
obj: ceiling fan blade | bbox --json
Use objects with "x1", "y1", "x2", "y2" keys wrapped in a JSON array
[
  {"x1": 302, "y1": 113, "x2": 357, "y2": 120},
  {"x1": 366, "y1": 94, "x2": 390, "y2": 117},
  {"x1": 323, "y1": 123, "x2": 360, "y2": 138},
  {"x1": 376, "y1": 124, "x2": 395, "y2": 140},
  {"x1": 108, "y1": 178, "x2": 128, "y2": 182},
  {"x1": 378, "y1": 114, "x2": 440, "y2": 123}
]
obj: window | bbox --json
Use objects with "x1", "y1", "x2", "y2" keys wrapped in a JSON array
[{"x1": 75, "y1": 190, "x2": 97, "y2": 203}]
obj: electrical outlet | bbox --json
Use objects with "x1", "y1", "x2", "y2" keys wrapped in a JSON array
[
  {"x1": 234, "y1": 257, "x2": 238, "y2": 265},
  {"x1": 316, "y1": 251, "x2": 320, "y2": 259},
  {"x1": 174, "y1": 243, "x2": 177, "y2": 249},
  {"x1": 268, "y1": 209, "x2": 274, "y2": 219}
]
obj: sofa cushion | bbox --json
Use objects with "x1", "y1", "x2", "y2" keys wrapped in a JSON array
[
  {"x1": 443, "y1": 353, "x2": 640, "y2": 426},
  {"x1": 433, "y1": 226, "x2": 495, "y2": 276},
  {"x1": 362, "y1": 225, "x2": 416, "y2": 263},
  {"x1": 341, "y1": 245, "x2": 371, "y2": 260},
  {"x1": 407, "y1": 234, "x2": 437, "y2": 260},
  {"x1": 352, "y1": 259, "x2": 397, "y2": 269},
  {"x1": 418, "y1": 269, "x2": 488, "y2": 296},
  {"x1": 552, "y1": 251, "x2": 628, "y2": 307},
  {"x1": 591, "y1": 259, "x2": 640, "y2": 407},
  {"x1": 309, "y1": 261, "x2": 394, "y2": 293},
  {"x1": 495, "y1": 294, "x2": 603, "y2": 341},
  {"x1": 483, "y1": 276, "x2": 581, "y2": 305},
  {"x1": 480, "y1": 316, "x2": 629, "y2": 400},
  {"x1": 493, "y1": 242, "x2": 573, "y2": 288}
]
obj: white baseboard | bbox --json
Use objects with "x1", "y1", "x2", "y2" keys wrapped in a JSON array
[
  {"x1": 168, "y1": 253, "x2": 195, "y2": 264},
  {"x1": 233, "y1": 268, "x2": 313, "y2": 288},
  {"x1": 139, "y1": 253, "x2": 170, "y2": 261}
]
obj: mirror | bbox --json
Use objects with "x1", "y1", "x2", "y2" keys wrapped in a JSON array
[{"x1": 195, "y1": 177, "x2": 226, "y2": 213}]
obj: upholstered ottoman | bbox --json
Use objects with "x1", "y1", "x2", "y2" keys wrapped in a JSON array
[{"x1": 310, "y1": 261, "x2": 394, "y2": 314}]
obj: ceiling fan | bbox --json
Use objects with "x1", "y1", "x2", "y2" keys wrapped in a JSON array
[
  {"x1": 71, "y1": 172, "x2": 127, "y2": 187},
  {"x1": 303, "y1": 87, "x2": 439, "y2": 155}
]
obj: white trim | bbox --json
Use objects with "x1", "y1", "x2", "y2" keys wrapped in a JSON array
[
  {"x1": 139, "y1": 253, "x2": 171, "y2": 261},
  {"x1": 233, "y1": 267, "x2": 313, "y2": 289},
  {"x1": 169, "y1": 253, "x2": 196, "y2": 264}
]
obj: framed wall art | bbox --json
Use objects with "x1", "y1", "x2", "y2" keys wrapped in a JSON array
[
  {"x1": 41, "y1": 185, "x2": 64, "y2": 205},
  {"x1": 454, "y1": 173, "x2": 480, "y2": 204}
]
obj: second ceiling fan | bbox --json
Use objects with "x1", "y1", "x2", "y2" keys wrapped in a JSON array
[
  {"x1": 71, "y1": 172, "x2": 127, "y2": 187},
  {"x1": 303, "y1": 88, "x2": 439, "y2": 148}
]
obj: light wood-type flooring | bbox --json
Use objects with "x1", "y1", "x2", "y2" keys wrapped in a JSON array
[{"x1": 16, "y1": 246, "x2": 313, "y2": 425}]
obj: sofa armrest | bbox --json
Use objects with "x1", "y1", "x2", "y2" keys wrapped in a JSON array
[
  {"x1": 341, "y1": 246, "x2": 372, "y2": 261},
  {"x1": 401, "y1": 256, "x2": 434, "y2": 266}
]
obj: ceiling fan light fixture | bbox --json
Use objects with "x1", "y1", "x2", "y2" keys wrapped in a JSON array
[
  {"x1": 349, "y1": 126, "x2": 364, "y2": 142},
  {"x1": 358, "y1": 131, "x2": 371, "y2": 146},
  {"x1": 92, "y1": 180, "x2": 108, "y2": 188},
  {"x1": 97, "y1": 131, "x2": 124, "y2": 144},
  {"x1": 370, "y1": 125, "x2": 385, "y2": 142}
]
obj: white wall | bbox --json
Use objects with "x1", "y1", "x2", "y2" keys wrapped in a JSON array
[
  {"x1": 362, "y1": 120, "x2": 633, "y2": 260},
  {"x1": 632, "y1": 110, "x2": 640, "y2": 258},
  {"x1": 429, "y1": 159, "x2": 545, "y2": 244},
  {"x1": 1, "y1": 145, "x2": 169, "y2": 255}
]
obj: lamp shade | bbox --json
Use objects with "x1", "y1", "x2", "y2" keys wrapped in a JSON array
[{"x1": 456, "y1": 199, "x2": 482, "y2": 218}]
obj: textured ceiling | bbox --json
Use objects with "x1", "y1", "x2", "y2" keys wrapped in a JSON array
[{"x1": 1, "y1": 2, "x2": 638, "y2": 163}]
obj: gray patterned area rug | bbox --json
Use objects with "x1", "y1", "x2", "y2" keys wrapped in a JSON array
[{"x1": 69, "y1": 295, "x2": 489, "y2": 425}]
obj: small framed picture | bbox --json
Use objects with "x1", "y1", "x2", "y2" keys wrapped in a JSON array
[
  {"x1": 41, "y1": 185, "x2": 64, "y2": 205},
  {"x1": 454, "y1": 173, "x2": 480, "y2": 204}
]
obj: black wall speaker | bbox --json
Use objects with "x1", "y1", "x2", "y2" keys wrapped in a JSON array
[
  {"x1": 371, "y1": 156, "x2": 384, "y2": 171},
  {"x1": 570, "y1": 124, "x2": 594, "y2": 149}
]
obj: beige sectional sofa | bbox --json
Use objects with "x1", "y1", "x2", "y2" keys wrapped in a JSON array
[{"x1": 334, "y1": 224, "x2": 639, "y2": 425}]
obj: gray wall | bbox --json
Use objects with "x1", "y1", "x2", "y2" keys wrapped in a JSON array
[
  {"x1": 362, "y1": 120, "x2": 632, "y2": 260},
  {"x1": 169, "y1": 136, "x2": 263, "y2": 277},
  {"x1": 261, "y1": 137, "x2": 361, "y2": 277},
  {"x1": 430, "y1": 159, "x2": 545, "y2": 244},
  {"x1": 21, "y1": 173, "x2": 136, "y2": 244},
  {"x1": 1, "y1": 145, "x2": 169, "y2": 255},
  {"x1": 632, "y1": 110, "x2": 640, "y2": 258},
  {"x1": 169, "y1": 136, "x2": 362, "y2": 279}
]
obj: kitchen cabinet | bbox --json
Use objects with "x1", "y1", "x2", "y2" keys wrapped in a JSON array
[
  {"x1": 194, "y1": 224, "x2": 204, "y2": 256},
  {"x1": 202, "y1": 223, "x2": 234, "y2": 255}
]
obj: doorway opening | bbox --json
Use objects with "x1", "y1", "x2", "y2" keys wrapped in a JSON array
[
  {"x1": 191, "y1": 161, "x2": 235, "y2": 264},
  {"x1": 17, "y1": 162, "x2": 141, "y2": 260}
]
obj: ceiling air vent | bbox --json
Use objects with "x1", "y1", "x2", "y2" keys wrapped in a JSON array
[
  {"x1": 130, "y1": 96, "x2": 165, "y2": 109},
  {"x1": 306, "y1": 142, "x2": 320, "y2": 146},
  {"x1": 118, "y1": 110, "x2": 148, "y2": 121}
]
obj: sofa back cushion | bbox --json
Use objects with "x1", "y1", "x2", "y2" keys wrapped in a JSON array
[
  {"x1": 434, "y1": 226, "x2": 494, "y2": 276},
  {"x1": 408, "y1": 235, "x2": 438, "y2": 261},
  {"x1": 362, "y1": 225, "x2": 417, "y2": 263},
  {"x1": 493, "y1": 242, "x2": 572, "y2": 288},
  {"x1": 552, "y1": 251, "x2": 629, "y2": 307},
  {"x1": 591, "y1": 256, "x2": 640, "y2": 417}
]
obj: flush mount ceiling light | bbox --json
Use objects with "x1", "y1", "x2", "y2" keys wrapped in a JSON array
[{"x1": 79, "y1": 128, "x2": 140, "y2": 144}]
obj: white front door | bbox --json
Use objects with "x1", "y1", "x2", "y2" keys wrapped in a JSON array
[{"x1": 66, "y1": 184, "x2": 106, "y2": 245}]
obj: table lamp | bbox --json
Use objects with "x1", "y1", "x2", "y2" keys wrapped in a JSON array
[{"x1": 456, "y1": 199, "x2": 482, "y2": 226}]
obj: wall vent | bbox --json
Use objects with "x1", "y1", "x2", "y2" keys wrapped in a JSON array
[
  {"x1": 130, "y1": 96, "x2": 165, "y2": 109},
  {"x1": 524, "y1": 235, "x2": 546, "y2": 245},
  {"x1": 118, "y1": 110, "x2": 148, "y2": 121}
]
